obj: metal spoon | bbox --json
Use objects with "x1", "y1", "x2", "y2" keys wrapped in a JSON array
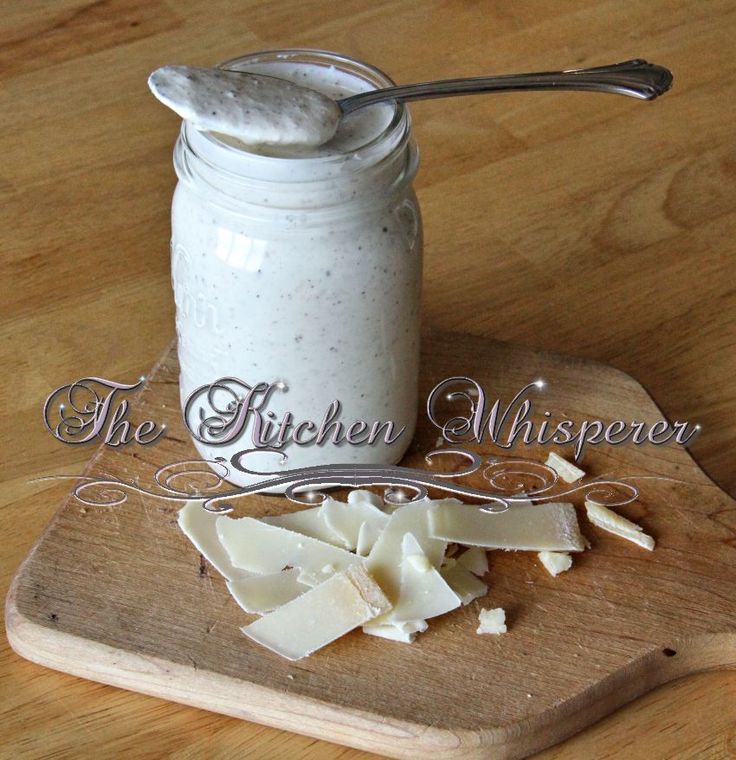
[
  {"x1": 336, "y1": 59, "x2": 673, "y2": 115},
  {"x1": 150, "y1": 59, "x2": 672, "y2": 148}
]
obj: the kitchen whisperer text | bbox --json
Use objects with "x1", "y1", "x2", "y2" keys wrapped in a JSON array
[{"x1": 43, "y1": 376, "x2": 699, "y2": 461}]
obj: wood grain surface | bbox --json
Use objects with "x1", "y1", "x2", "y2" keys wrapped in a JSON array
[
  {"x1": 7, "y1": 333, "x2": 736, "y2": 759},
  {"x1": 2, "y1": 1, "x2": 735, "y2": 758}
]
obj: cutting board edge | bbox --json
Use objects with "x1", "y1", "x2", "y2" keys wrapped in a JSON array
[{"x1": 7, "y1": 579, "x2": 736, "y2": 760}]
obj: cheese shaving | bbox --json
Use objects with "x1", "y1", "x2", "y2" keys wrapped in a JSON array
[
  {"x1": 363, "y1": 619, "x2": 428, "y2": 643},
  {"x1": 440, "y1": 562, "x2": 488, "y2": 605},
  {"x1": 546, "y1": 451, "x2": 586, "y2": 483},
  {"x1": 320, "y1": 495, "x2": 389, "y2": 551},
  {"x1": 217, "y1": 515, "x2": 362, "y2": 577},
  {"x1": 584, "y1": 500, "x2": 655, "y2": 550},
  {"x1": 457, "y1": 546, "x2": 488, "y2": 577},
  {"x1": 262, "y1": 505, "x2": 348, "y2": 548},
  {"x1": 227, "y1": 568, "x2": 309, "y2": 614},
  {"x1": 429, "y1": 501, "x2": 586, "y2": 552},
  {"x1": 241, "y1": 564, "x2": 390, "y2": 661},
  {"x1": 177, "y1": 501, "x2": 250, "y2": 581}
]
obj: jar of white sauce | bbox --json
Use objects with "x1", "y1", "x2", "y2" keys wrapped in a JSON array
[{"x1": 170, "y1": 50, "x2": 422, "y2": 488}]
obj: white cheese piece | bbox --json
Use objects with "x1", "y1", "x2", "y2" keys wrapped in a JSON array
[
  {"x1": 366, "y1": 500, "x2": 449, "y2": 602},
  {"x1": 217, "y1": 516, "x2": 363, "y2": 578},
  {"x1": 440, "y1": 562, "x2": 488, "y2": 605},
  {"x1": 319, "y1": 495, "x2": 389, "y2": 551},
  {"x1": 477, "y1": 607, "x2": 507, "y2": 635},
  {"x1": 584, "y1": 500, "x2": 655, "y2": 550},
  {"x1": 363, "y1": 625, "x2": 415, "y2": 643},
  {"x1": 404, "y1": 553, "x2": 432, "y2": 573},
  {"x1": 261, "y1": 505, "x2": 348, "y2": 548},
  {"x1": 362, "y1": 619, "x2": 428, "y2": 643},
  {"x1": 457, "y1": 546, "x2": 488, "y2": 577},
  {"x1": 429, "y1": 501, "x2": 586, "y2": 552},
  {"x1": 355, "y1": 520, "x2": 383, "y2": 556},
  {"x1": 177, "y1": 501, "x2": 250, "y2": 581},
  {"x1": 347, "y1": 489, "x2": 384, "y2": 508},
  {"x1": 378, "y1": 533, "x2": 461, "y2": 624},
  {"x1": 296, "y1": 567, "x2": 338, "y2": 587},
  {"x1": 226, "y1": 568, "x2": 309, "y2": 614},
  {"x1": 546, "y1": 451, "x2": 586, "y2": 483},
  {"x1": 241, "y1": 564, "x2": 390, "y2": 660},
  {"x1": 538, "y1": 551, "x2": 573, "y2": 577}
]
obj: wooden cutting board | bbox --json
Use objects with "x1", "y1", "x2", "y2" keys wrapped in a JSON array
[{"x1": 6, "y1": 331, "x2": 736, "y2": 760}]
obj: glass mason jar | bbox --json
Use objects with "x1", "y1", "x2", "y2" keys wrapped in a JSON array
[{"x1": 170, "y1": 50, "x2": 422, "y2": 489}]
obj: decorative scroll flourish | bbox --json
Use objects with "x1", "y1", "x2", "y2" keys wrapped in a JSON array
[
  {"x1": 481, "y1": 458, "x2": 639, "y2": 508},
  {"x1": 57, "y1": 446, "x2": 641, "y2": 515}
]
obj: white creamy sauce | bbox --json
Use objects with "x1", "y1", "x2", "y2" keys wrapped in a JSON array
[
  {"x1": 211, "y1": 60, "x2": 393, "y2": 158},
  {"x1": 169, "y1": 60, "x2": 420, "y2": 488},
  {"x1": 148, "y1": 64, "x2": 342, "y2": 147}
]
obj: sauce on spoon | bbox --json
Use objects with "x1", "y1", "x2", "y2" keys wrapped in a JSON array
[{"x1": 148, "y1": 65, "x2": 342, "y2": 147}]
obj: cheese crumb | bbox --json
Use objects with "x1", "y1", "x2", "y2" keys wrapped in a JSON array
[
  {"x1": 538, "y1": 551, "x2": 573, "y2": 577},
  {"x1": 546, "y1": 451, "x2": 586, "y2": 483},
  {"x1": 585, "y1": 500, "x2": 655, "y2": 550},
  {"x1": 476, "y1": 607, "x2": 507, "y2": 635}
]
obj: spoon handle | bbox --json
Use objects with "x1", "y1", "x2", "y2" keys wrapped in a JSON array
[{"x1": 338, "y1": 59, "x2": 673, "y2": 114}]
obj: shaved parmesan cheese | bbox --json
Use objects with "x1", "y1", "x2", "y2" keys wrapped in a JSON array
[
  {"x1": 355, "y1": 520, "x2": 382, "y2": 556},
  {"x1": 347, "y1": 489, "x2": 384, "y2": 508},
  {"x1": 363, "y1": 619, "x2": 428, "y2": 643},
  {"x1": 241, "y1": 565, "x2": 390, "y2": 660},
  {"x1": 440, "y1": 562, "x2": 488, "y2": 605},
  {"x1": 585, "y1": 501, "x2": 655, "y2": 550},
  {"x1": 296, "y1": 568, "x2": 337, "y2": 587},
  {"x1": 177, "y1": 482, "x2": 654, "y2": 660},
  {"x1": 366, "y1": 500, "x2": 449, "y2": 602},
  {"x1": 404, "y1": 553, "x2": 432, "y2": 573},
  {"x1": 217, "y1": 516, "x2": 362, "y2": 579},
  {"x1": 429, "y1": 501, "x2": 586, "y2": 552},
  {"x1": 477, "y1": 607, "x2": 507, "y2": 635},
  {"x1": 457, "y1": 546, "x2": 488, "y2": 577},
  {"x1": 546, "y1": 452, "x2": 586, "y2": 483},
  {"x1": 538, "y1": 551, "x2": 573, "y2": 577},
  {"x1": 261, "y1": 505, "x2": 348, "y2": 548},
  {"x1": 177, "y1": 501, "x2": 250, "y2": 581},
  {"x1": 226, "y1": 568, "x2": 309, "y2": 614},
  {"x1": 320, "y1": 495, "x2": 389, "y2": 551},
  {"x1": 378, "y1": 534, "x2": 461, "y2": 624}
]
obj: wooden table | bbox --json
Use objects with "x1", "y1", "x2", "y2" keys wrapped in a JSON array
[{"x1": 2, "y1": 1, "x2": 734, "y2": 758}]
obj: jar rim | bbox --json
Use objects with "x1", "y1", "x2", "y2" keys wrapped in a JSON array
[{"x1": 182, "y1": 48, "x2": 409, "y2": 171}]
